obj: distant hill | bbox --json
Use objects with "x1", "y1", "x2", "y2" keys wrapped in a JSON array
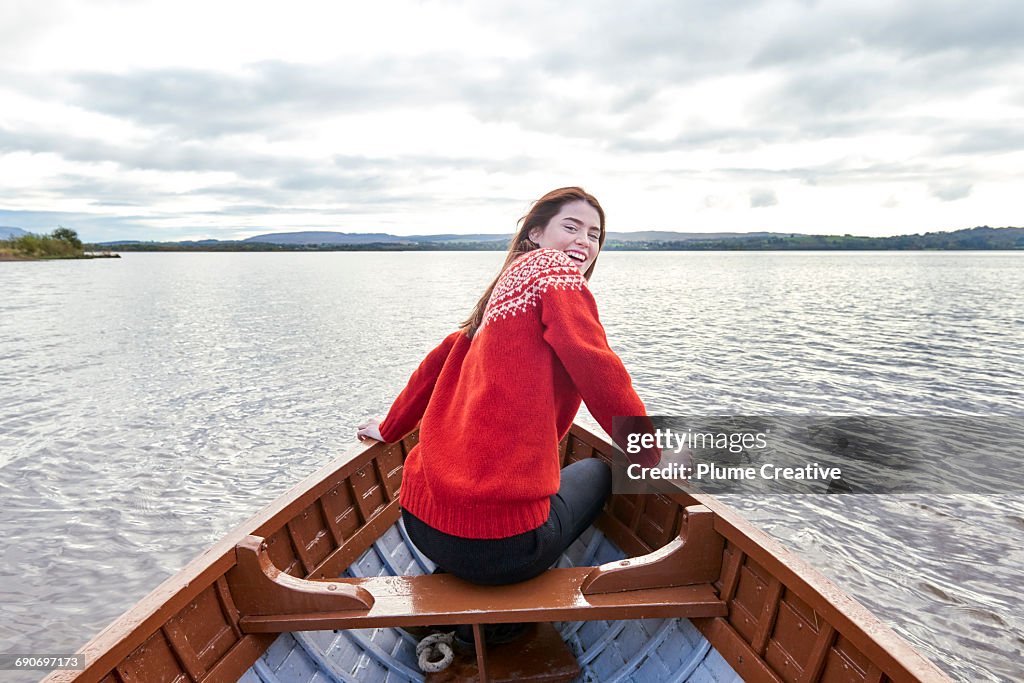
[
  {"x1": 94, "y1": 225, "x2": 1022, "y2": 251},
  {"x1": 244, "y1": 231, "x2": 414, "y2": 245},
  {"x1": 643, "y1": 225, "x2": 1024, "y2": 251},
  {"x1": 242, "y1": 230, "x2": 774, "y2": 245},
  {"x1": 0, "y1": 226, "x2": 29, "y2": 240},
  {"x1": 607, "y1": 230, "x2": 781, "y2": 242},
  {"x1": 245, "y1": 231, "x2": 511, "y2": 245},
  {"x1": 407, "y1": 233, "x2": 508, "y2": 243}
]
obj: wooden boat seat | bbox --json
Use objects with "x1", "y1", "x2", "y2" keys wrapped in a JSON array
[
  {"x1": 237, "y1": 567, "x2": 726, "y2": 632},
  {"x1": 229, "y1": 504, "x2": 727, "y2": 634}
]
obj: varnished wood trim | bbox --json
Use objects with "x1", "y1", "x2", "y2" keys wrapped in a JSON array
[
  {"x1": 565, "y1": 426, "x2": 614, "y2": 453},
  {"x1": 200, "y1": 634, "x2": 276, "y2": 683},
  {"x1": 582, "y1": 505, "x2": 721, "y2": 594},
  {"x1": 627, "y1": 494, "x2": 645, "y2": 535},
  {"x1": 237, "y1": 569, "x2": 725, "y2": 633},
  {"x1": 594, "y1": 508, "x2": 651, "y2": 556},
  {"x1": 696, "y1": 617, "x2": 785, "y2": 683},
  {"x1": 41, "y1": 440, "x2": 399, "y2": 683},
  {"x1": 473, "y1": 623, "x2": 489, "y2": 683},
  {"x1": 719, "y1": 543, "x2": 744, "y2": 603},
  {"x1": 371, "y1": 456, "x2": 391, "y2": 503},
  {"x1": 284, "y1": 519, "x2": 314, "y2": 576},
  {"x1": 161, "y1": 621, "x2": 205, "y2": 681},
  {"x1": 799, "y1": 623, "x2": 836, "y2": 683},
  {"x1": 214, "y1": 577, "x2": 243, "y2": 640},
  {"x1": 317, "y1": 497, "x2": 342, "y2": 547},
  {"x1": 569, "y1": 422, "x2": 953, "y2": 683},
  {"x1": 46, "y1": 424, "x2": 954, "y2": 683},
  {"x1": 752, "y1": 577, "x2": 784, "y2": 655},
  {"x1": 347, "y1": 472, "x2": 374, "y2": 524},
  {"x1": 307, "y1": 499, "x2": 402, "y2": 579},
  {"x1": 321, "y1": 486, "x2": 349, "y2": 546}
]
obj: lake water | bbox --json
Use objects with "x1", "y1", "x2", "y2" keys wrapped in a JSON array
[{"x1": 1, "y1": 251, "x2": 1022, "y2": 682}]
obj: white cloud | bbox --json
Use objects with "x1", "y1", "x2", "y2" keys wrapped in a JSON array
[
  {"x1": 750, "y1": 188, "x2": 778, "y2": 208},
  {"x1": 1, "y1": 0, "x2": 1022, "y2": 241},
  {"x1": 929, "y1": 182, "x2": 973, "y2": 202}
]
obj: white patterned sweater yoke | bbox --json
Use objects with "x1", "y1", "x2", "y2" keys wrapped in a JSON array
[{"x1": 479, "y1": 249, "x2": 587, "y2": 333}]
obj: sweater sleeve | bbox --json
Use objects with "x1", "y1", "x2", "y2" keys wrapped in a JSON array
[
  {"x1": 539, "y1": 274, "x2": 660, "y2": 467},
  {"x1": 378, "y1": 331, "x2": 462, "y2": 442}
]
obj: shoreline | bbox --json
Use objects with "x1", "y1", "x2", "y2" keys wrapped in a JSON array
[{"x1": 0, "y1": 252, "x2": 121, "y2": 261}]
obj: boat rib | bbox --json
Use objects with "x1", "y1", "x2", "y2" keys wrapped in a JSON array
[{"x1": 42, "y1": 424, "x2": 952, "y2": 683}]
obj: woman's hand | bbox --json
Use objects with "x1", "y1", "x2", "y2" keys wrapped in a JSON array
[{"x1": 356, "y1": 418, "x2": 384, "y2": 443}]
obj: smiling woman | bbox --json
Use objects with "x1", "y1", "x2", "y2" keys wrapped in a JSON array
[
  {"x1": 460, "y1": 187, "x2": 608, "y2": 339},
  {"x1": 528, "y1": 200, "x2": 603, "y2": 272},
  {"x1": 355, "y1": 186, "x2": 657, "y2": 648}
]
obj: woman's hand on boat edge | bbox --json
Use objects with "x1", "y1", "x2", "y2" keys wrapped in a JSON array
[{"x1": 356, "y1": 418, "x2": 384, "y2": 443}]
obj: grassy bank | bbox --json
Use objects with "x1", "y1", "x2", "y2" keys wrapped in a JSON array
[{"x1": 0, "y1": 228, "x2": 118, "y2": 260}]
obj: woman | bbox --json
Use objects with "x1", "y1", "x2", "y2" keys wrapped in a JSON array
[{"x1": 357, "y1": 187, "x2": 657, "y2": 591}]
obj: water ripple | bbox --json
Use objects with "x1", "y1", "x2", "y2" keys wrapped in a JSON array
[{"x1": 1, "y1": 251, "x2": 1022, "y2": 682}]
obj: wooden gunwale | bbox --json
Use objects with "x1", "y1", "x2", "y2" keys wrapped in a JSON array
[
  {"x1": 571, "y1": 425, "x2": 950, "y2": 683},
  {"x1": 563, "y1": 425, "x2": 950, "y2": 683},
  {"x1": 43, "y1": 425, "x2": 951, "y2": 683},
  {"x1": 681, "y1": 491, "x2": 948, "y2": 683},
  {"x1": 43, "y1": 436, "x2": 414, "y2": 683}
]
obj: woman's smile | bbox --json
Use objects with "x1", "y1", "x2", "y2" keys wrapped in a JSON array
[{"x1": 529, "y1": 200, "x2": 602, "y2": 273}]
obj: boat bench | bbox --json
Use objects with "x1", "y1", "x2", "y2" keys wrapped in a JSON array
[{"x1": 227, "y1": 504, "x2": 727, "y2": 634}]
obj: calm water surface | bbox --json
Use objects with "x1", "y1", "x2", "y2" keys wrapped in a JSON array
[{"x1": 1, "y1": 251, "x2": 1022, "y2": 682}]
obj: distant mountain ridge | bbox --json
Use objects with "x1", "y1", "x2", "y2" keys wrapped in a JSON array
[
  {"x1": 43, "y1": 224, "x2": 1022, "y2": 251},
  {"x1": 242, "y1": 231, "x2": 509, "y2": 245},
  {"x1": 242, "y1": 230, "x2": 780, "y2": 245},
  {"x1": 0, "y1": 226, "x2": 29, "y2": 240},
  {"x1": 11, "y1": 223, "x2": 1022, "y2": 249}
]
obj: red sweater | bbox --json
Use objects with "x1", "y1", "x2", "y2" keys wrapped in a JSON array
[{"x1": 379, "y1": 248, "x2": 657, "y2": 539}]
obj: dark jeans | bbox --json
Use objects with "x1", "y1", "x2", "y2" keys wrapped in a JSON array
[{"x1": 402, "y1": 458, "x2": 612, "y2": 585}]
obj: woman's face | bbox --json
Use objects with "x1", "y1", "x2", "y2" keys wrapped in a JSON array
[{"x1": 528, "y1": 200, "x2": 602, "y2": 273}]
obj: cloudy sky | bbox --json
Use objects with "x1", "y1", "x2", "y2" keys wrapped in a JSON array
[{"x1": 1, "y1": 0, "x2": 1021, "y2": 241}]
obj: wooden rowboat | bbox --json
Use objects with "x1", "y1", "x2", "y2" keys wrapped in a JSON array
[{"x1": 43, "y1": 424, "x2": 952, "y2": 683}]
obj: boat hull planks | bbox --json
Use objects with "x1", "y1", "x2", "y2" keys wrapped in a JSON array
[{"x1": 42, "y1": 425, "x2": 951, "y2": 683}]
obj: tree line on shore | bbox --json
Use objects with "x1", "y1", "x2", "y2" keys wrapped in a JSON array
[
  {"x1": 100, "y1": 225, "x2": 1022, "y2": 251},
  {"x1": 0, "y1": 227, "x2": 118, "y2": 259},
  {"x1": 4, "y1": 225, "x2": 1022, "y2": 256},
  {"x1": 605, "y1": 226, "x2": 1024, "y2": 250}
]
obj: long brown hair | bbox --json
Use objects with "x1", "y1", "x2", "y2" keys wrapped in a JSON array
[{"x1": 459, "y1": 187, "x2": 606, "y2": 339}]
